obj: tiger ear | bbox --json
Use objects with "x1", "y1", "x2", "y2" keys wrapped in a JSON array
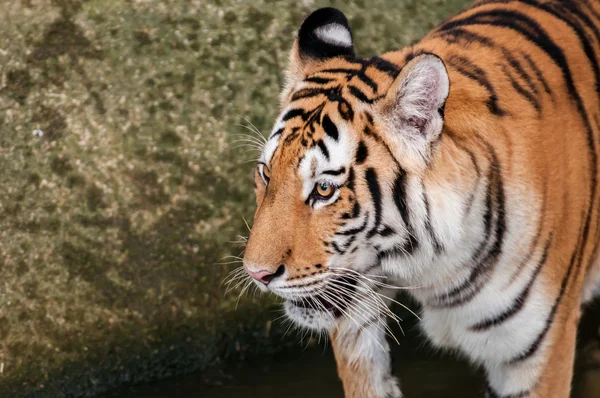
[
  {"x1": 377, "y1": 53, "x2": 449, "y2": 163},
  {"x1": 281, "y1": 8, "x2": 354, "y2": 102}
]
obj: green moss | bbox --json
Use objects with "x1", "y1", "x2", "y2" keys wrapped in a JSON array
[{"x1": 0, "y1": 0, "x2": 472, "y2": 396}]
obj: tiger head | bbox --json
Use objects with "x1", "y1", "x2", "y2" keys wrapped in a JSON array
[{"x1": 243, "y1": 8, "x2": 451, "y2": 330}]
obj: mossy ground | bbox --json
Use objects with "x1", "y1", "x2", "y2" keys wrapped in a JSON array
[{"x1": 0, "y1": 0, "x2": 471, "y2": 396}]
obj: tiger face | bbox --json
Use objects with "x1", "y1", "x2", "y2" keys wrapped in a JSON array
[{"x1": 243, "y1": 8, "x2": 449, "y2": 330}]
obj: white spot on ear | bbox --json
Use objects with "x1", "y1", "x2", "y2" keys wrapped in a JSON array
[{"x1": 314, "y1": 23, "x2": 352, "y2": 47}]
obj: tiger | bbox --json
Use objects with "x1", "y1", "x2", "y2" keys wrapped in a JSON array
[{"x1": 241, "y1": 2, "x2": 600, "y2": 397}]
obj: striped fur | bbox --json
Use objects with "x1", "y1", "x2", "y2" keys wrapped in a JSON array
[{"x1": 243, "y1": 3, "x2": 600, "y2": 397}]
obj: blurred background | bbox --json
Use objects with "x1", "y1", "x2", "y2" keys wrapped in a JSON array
[{"x1": 1, "y1": 0, "x2": 599, "y2": 397}]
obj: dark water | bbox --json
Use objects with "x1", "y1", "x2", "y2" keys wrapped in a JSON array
[
  {"x1": 99, "y1": 306, "x2": 600, "y2": 398},
  {"x1": 98, "y1": 336, "x2": 600, "y2": 398},
  {"x1": 98, "y1": 330, "x2": 482, "y2": 398}
]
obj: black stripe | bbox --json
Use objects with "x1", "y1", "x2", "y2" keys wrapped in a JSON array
[
  {"x1": 508, "y1": 243, "x2": 579, "y2": 364},
  {"x1": 392, "y1": 168, "x2": 411, "y2": 228},
  {"x1": 356, "y1": 140, "x2": 368, "y2": 164},
  {"x1": 379, "y1": 225, "x2": 396, "y2": 237},
  {"x1": 348, "y1": 85, "x2": 374, "y2": 103},
  {"x1": 443, "y1": 5, "x2": 597, "y2": 351},
  {"x1": 471, "y1": 236, "x2": 551, "y2": 331},
  {"x1": 502, "y1": 49, "x2": 540, "y2": 97},
  {"x1": 321, "y1": 114, "x2": 339, "y2": 141},
  {"x1": 271, "y1": 128, "x2": 284, "y2": 138},
  {"x1": 282, "y1": 108, "x2": 306, "y2": 121},
  {"x1": 341, "y1": 235, "x2": 356, "y2": 251},
  {"x1": 291, "y1": 88, "x2": 329, "y2": 101},
  {"x1": 377, "y1": 236, "x2": 419, "y2": 260},
  {"x1": 304, "y1": 76, "x2": 334, "y2": 84},
  {"x1": 322, "y1": 167, "x2": 345, "y2": 176},
  {"x1": 437, "y1": 26, "x2": 551, "y2": 100},
  {"x1": 341, "y1": 212, "x2": 352, "y2": 220},
  {"x1": 446, "y1": 54, "x2": 506, "y2": 116},
  {"x1": 423, "y1": 190, "x2": 444, "y2": 253},
  {"x1": 320, "y1": 67, "x2": 360, "y2": 75},
  {"x1": 441, "y1": 10, "x2": 597, "y2": 293},
  {"x1": 354, "y1": 71, "x2": 378, "y2": 92},
  {"x1": 365, "y1": 168, "x2": 382, "y2": 239},
  {"x1": 331, "y1": 241, "x2": 344, "y2": 255},
  {"x1": 347, "y1": 167, "x2": 355, "y2": 191},
  {"x1": 336, "y1": 214, "x2": 369, "y2": 236},
  {"x1": 337, "y1": 98, "x2": 354, "y2": 121},
  {"x1": 434, "y1": 138, "x2": 506, "y2": 307},
  {"x1": 351, "y1": 201, "x2": 360, "y2": 218},
  {"x1": 391, "y1": 167, "x2": 420, "y2": 255},
  {"x1": 500, "y1": 64, "x2": 541, "y2": 114},
  {"x1": 369, "y1": 56, "x2": 401, "y2": 78},
  {"x1": 527, "y1": 0, "x2": 600, "y2": 96},
  {"x1": 316, "y1": 140, "x2": 330, "y2": 160},
  {"x1": 522, "y1": 53, "x2": 552, "y2": 97},
  {"x1": 581, "y1": 0, "x2": 600, "y2": 28},
  {"x1": 439, "y1": 27, "x2": 496, "y2": 48}
]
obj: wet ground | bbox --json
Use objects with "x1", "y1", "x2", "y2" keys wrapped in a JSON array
[
  {"x1": 98, "y1": 339, "x2": 482, "y2": 398},
  {"x1": 97, "y1": 320, "x2": 600, "y2": 398}
]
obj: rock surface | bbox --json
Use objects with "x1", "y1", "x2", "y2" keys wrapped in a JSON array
[{"x1": 0, "y1": 0, "x2": 471, "y2": 396}]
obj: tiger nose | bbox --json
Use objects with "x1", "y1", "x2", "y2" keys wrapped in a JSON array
[{"x1": 247, "y1": 264, "x2": 285, "y2": 285}]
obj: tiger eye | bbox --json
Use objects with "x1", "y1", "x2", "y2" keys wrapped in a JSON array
[{"x1": 316, "y1": 182, "x2": 334, "y2": 198}]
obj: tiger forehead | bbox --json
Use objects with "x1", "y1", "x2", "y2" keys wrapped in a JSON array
[
  {"x1": 292, "y1": 56, "x2": 401, "y2": 104},
  {"x1": 266, "y1": 57, "x2": 400, "y2": 165},
  {"x1": 278, "y1": 104, "x2": 339, "y2": 149},
  {"x1": 274, "y1": 57, "x2": 400, "y2": 147}
]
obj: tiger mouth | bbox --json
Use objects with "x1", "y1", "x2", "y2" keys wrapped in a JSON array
[{"x1": 290, "y1": 275, "x2": 358, "y2": 316}]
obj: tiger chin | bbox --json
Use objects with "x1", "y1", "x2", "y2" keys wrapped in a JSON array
[{"x1": 242, "y1": 3, "x2": 600, "y2": 398}]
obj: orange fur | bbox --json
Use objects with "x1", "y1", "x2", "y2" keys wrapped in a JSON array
[{"x1": 244, "y1": 1, "x2": 600, "y2": 397}]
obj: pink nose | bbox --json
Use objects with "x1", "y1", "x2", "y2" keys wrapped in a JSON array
[{"x1": 247, "y1": 265, "x2": 285, "y2": 285}]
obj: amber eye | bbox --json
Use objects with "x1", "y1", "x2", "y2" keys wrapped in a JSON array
[{"x1": 315, "y1": 182, "x2": 335, "y2": 198}]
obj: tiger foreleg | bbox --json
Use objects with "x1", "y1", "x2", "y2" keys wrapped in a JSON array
[{"x1": 330, "y1": 316, "x2": 402, "y2": 398}]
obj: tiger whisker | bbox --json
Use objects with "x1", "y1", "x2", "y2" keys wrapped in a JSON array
[
  {"x1": 221, "y1": 255, "x2": 244, "y2": 260},
  {"x1": 318, "y1": 290, "x2": 387, "y2": 352},
  {"x1": 221, "y1": 266, "x2": 246, "y2": 285},
  {"x1": 231, "y1": 132, "x2": 267, "y2": 146},
  {"x1": 216, "y1": 260, "x2": 244, "y2": 265},
  {"x1": 228, "y1": 138, "x2": 265, "y2": 147},
  {"x1": 233, "y1": 119, "x2": 268, "y2": 145},
  {"x1": 327, "y1": 275, "x2": 406, "y2": 336},
  {"x1": 225, "y1": 274, "x2": 250, "y2": 292},
  {"x1": 326, "y1": 283, "x2": 401, "y2": 344},
  {"x1": 242, "y1": 217, "x2": 251, "y2": 232},
  {"x1": 337, "y1": 274, "x2": 419, "y2": 323},
  {"x1": 230, "y1": 137, "x2": 266, "y2": 148},
  {"x1": 239, "y1": 116, "x2": 268, "y2": 143},
  {"x1": 236, "y1": 279, "x2": 254, "y2": 309},
  {"x1": 327, "y1": 279, "x2": 403, "y2": 337},
  {"x1": 307, "y1": 283, "x2": 388, "y2": 343},
  {"x1": 230, "y1": 144, "x2": 264, "y2": 152},
  {"x1": 328, "y1": 266, "x2": 423, "y2": 290}
]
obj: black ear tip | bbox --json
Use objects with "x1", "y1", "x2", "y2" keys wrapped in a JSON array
[
  {"x1": 301, "y1": 7, "x2": 350, "y2": 31},
  {"x1": 298, "y1": 7, "x2": 354, "y2": 61}
]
